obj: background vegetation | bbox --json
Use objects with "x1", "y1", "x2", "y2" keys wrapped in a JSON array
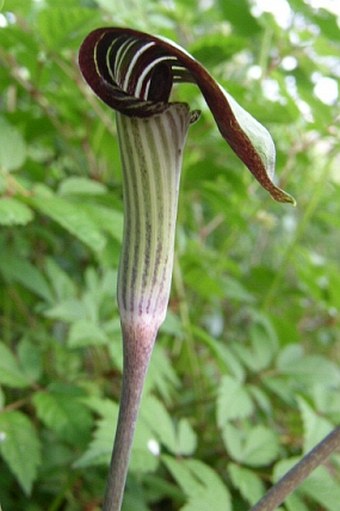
[{"x1": 0, "y1": 0, "x2": 339, "y2": 510}]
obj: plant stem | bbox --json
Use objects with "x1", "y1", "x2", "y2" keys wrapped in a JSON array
[
  {"x1": 250, "y1": 426, "x2": 340, "y2": 511},
  {"x1": 103, "y1": 323, "x2": 157, "y2": 511},
  {"x1": 103, "y1": 105, "x2": 193, "y2": 511}
]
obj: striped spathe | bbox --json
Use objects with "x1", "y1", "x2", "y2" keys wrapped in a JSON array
[{"x1": 116, "y1": 104, "x2": 193, "y2": 331}]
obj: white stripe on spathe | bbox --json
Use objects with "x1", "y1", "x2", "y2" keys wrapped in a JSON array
[{"x1": 122, "y1": 41, "x2": 155, "y2": 91}]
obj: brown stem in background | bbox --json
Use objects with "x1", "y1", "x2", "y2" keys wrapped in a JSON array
[{"x1": 250, "y1": 426, "x2": 340, "y2": 511}]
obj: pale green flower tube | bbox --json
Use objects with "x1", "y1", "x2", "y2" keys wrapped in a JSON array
[
  {"x1": 103, "y1": 103, "x2": 194, "y2": 511},
  {"x1": 117, "y1": 103, "x2": 193, "y2": 331}
]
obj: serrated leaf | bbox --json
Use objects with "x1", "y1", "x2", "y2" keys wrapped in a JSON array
[
  {"x1": 37, "y1": 7, "x2": 99, "y2": 49},
  {"x1": 274, "y1": 457, "x2": 340, "y2": 511},
  {"x1": 145, "y1": 344, "x2": 180, "y2": 403},
  {"x1": 74, "y1": 401, "x2": 118, "y2": 468},
  {"x1": 298, "y1": 397, "x2": 334, "y2": 453},
  {"x1": 300, "y1": 466, "x2": 340, "y2": 511},
  {"x1": 228, "y1": 462, "x2": 265, "y2": 505},
  {"x1": 217, "y1": 375, "x2": 254, "y2": 427},
  {"x1": 141, "y1": 396, "x2": 177, "y2": 453},
  {"x1": 222, "y1": 424, "x2": 279, "y2": 466},
  {"x1": 0, "y1": 411, "x2": 41, "y2": 494},
  {"x1": 76, "y1": 397, "x2": 158, "y2": 474},
  {"x1": 0, "y1": 117, "x2": 26, "y2": 171},
  {"x1": 33, "y1": 386, "x2": 92, "y2": 444},
  {"x1": 277, "y1": 347, "x2": 340, "y2": 387},
  {"x1": 31, "y1": 194, "x2": 106, "y2": 252},
  {"x1": 0, "y1": 342, "x2": 30, "y2": 388},
  {"x1": 163, "y1": 456, "x2": 231, "y2": 511},
  {"x1": 0, "y1": 198, "x2": 33, "y2": 226},
  {"x1": 131, "y1": 417, "x2": 160, "y2": 474},
  {"x1": 141, "y1": 395, "x2": 196, "y2": 456}
]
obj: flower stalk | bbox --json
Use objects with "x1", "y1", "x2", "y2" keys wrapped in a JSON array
[{"x1": 104, "y1": 105, "x2": 195, "y2": 510}]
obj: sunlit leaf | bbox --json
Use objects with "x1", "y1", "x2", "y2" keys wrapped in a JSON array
[
  {"x1": 216, "y1": 375, "x2": 254, "y2": 426},
  {"x1": 222, "y1": 424, "x2": 279, "y2": 466},
  {"x1": 0, "y1": 198, "x2": 33, "y2": 226}
]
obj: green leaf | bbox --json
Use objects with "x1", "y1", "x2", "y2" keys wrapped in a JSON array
[
  {"x1": 131, "y1": 413, "x2": 160, "y2": 474},
  {"x1": 0, "y1": 342, "x2": 30, "y2": 388},
  {"x1": 74, "y1": 400, "x2": 118, "y2": 468},
  {"x1": 192, "y1": 326, "x2": 246, "y2": 380},
  {"x1": 285, "y1": 493, "x2": 310, "y2": 511},
  {"x1": 84, "y1": 205, "x2": 123, "y2": 243},
  {"x1": 141, "y1": 396, "x2": 177, "y2": 453},
  {"x1": 33, "y1": 385, "x2": 92, "y2": 444},
  {"x1": 37, "y1": 7, "x2": 100, "y2": 49},
  {"x1": 277, "y1": 346, "x2": 340, "y2": 387},
  {"x1": 44, "y1": 258, "x2": 77, "y2": 301},
  {"x1": 249, "y1": 319, "x2": 279, "y2": 370},
  {"x1": 0, "y1": 117, "x2": 26, "y2": 171},
  {"x1": 0, "y1": 254, "x2": 53, "y2": 302},
  {"x1": 17, "y1": 338, "x2": 43, "y2": 383},
  {"x1": 163, "y1": 456, "x2": 232, "y2": 511},
  {"x1": 140, "y1": 396, "x2": 196, "y2": 456},
  {"x1": 298, "y1": 397, "x2": 334, "y2": 453},
  {"x1": 222, "y1": 424, "x2": 279, "y2": 466},
  {"x1": 0, "y1": 411, "x2": 41, "y2": 494},
  {"x1": 145, "y1": 344, "x2": 180, "y2": 403},
  {"x1": 218, "y1": 0, "x2": 260, "y2": 35},
  {"x1": 228, "y1": 462, "x2": 265, "y2": 505},
  {"x1": 0, "y1": 197, "x2": 33, "y2": 226},
  {"x1": 31, "y1": 194, "x2": 106, "y2": 252},
  {"x1": 58, "y1": 177, "x2": 107, "y2": 196},
  {"x1": 216, "y1": 375, "x2": 254, "y2": 427},
  {"x1": 300, "y1": 466, "x2": 340, "y2": 511},
  {"x1": 68, "y1": 319, "x2": 109, "y2": 347},
  {"x1": 44, "y1": 298, "x2": 85, "y2": 322},
  {"x1": 274, "y1": 457, "x2": 340, "y2": 511},
  {"x1": 176, "y1": 419, "x2": 197, "y2": 456},
  {"x1": 76, "y1": 397, "x2": 159, "y2": 474}
]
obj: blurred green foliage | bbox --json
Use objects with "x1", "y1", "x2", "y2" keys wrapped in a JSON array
[{"x1": 0, "y1": 0, "x2": 339, "y2": 510}]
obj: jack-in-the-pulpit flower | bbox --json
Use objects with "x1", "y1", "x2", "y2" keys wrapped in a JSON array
[{"x1": 78, "y1": 27, "x2": 295, "y2": 511}]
